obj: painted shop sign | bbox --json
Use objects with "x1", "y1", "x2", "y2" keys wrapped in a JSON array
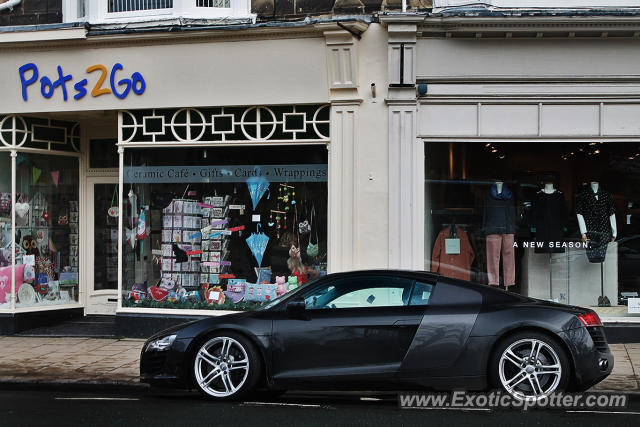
[
  {"x1": 124, "y1": 165, "x2": 328, "y2": 184},
  {"x1": 19, "y1": 62, "x2": 146, "y2": 102}
]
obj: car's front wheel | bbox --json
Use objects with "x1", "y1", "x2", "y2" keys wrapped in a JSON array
[
  {"x1": 193, "y1": 332, "x2": 261, "y2": 400},
  {"x1": 491, "y1": 332, "x2": 570, "y2": 400}
]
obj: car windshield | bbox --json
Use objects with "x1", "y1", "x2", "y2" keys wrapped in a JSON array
[{"x1": 256, "y1": 277, "x2": 322, "y2": 311}]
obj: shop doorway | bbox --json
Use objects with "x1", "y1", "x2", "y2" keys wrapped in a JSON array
[{"x1": 86, "y1": 178, "x2": 119, "y2": 315}]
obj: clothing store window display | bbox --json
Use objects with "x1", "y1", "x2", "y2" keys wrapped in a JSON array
[
  {"x1": 431, "y1": 223, "x2": 475, "y2": 281},
  {"x1": 576, "y1": 181, "x2": 617, "y2": 306},
  {"x1": 533, "y1": 178, "x2": 568, "y2": 253},
  {"x1": 576, "y1": 182, "x2": 617, "y2": 262},
  {"x1": 483, "y1": 181, "x2": 516, "y2": 289}
]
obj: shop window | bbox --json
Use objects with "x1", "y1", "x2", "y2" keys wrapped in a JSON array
[
  {"x1": 122, "y1": 146, "x2": 328, "y2": 310},
  {"x1": 0, "y1": 152, "x2": 11, "y2": 309},
  {"x1": 425, "y1": 141, "x2": 640, "y2": 318},
  {"x1": 12, "y1": 153, "x2": 80, "y2": 307}
]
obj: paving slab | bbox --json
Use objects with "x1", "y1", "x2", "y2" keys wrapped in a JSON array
[{"x1": 0, "y1": 336, "x2": 639, "y2": 392}]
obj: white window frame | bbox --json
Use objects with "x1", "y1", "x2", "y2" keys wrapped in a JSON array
[{"x1": 63, "y1": 0, "x2": 254, "y2": 24}]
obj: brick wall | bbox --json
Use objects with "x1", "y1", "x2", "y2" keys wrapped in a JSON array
[{"x1": 0, "y1": 0, "x2": 62, "y2": 27}]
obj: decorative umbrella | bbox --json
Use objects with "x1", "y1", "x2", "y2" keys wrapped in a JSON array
[
  {"x1": 246, "y1": 174, "x2": 270, "y2": 210},
  {"x1": 245, "y1": 224, "x2": 270, "y2": 267}
]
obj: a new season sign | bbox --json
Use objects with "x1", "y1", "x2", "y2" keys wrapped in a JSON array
[{"x1": 19, "y1": 62, "x2": 146, "y2": 102}]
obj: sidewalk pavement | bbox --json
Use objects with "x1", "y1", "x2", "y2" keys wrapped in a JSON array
[
  {"x1": 0, "y1": 336, "x2": 638, "y2": 392},
  {"x1": 0, "y1": 336, "x2": 145, "y2": 387}
]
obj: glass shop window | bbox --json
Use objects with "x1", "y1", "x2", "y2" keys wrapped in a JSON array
[
  {"x1": 10, "y1": 153, "x2": 80, "y2": 307},
  {"x1": 425, "y1": 141, "x2": 640, "y2": 318},
  {"x1": 0, "y1": 152, "x2": 11, "y2": 309},
  {"x1": 122, "y1": 146, "x2": 328, "y2": 310}
]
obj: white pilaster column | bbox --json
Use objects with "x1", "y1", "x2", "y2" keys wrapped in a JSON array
[
  {"x1": 328, "y1": 101, "x2": 360, "y2": 272},
  {"x1": 319, "y1": 23, "x2": 365, "y2": 273},
  {"x1": 387, "y1": 101, "x2": 423, "y2": 269},
  {"x1": 384, "y1": 17, "x2": 424, "y2": 270}
]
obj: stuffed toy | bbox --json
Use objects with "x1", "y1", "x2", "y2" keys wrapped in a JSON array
[
  {"x1": 275, "y1": 275, "x2": 287, "y2": 297},
  {"x1": 21, "y1": 235, "x2": 40, "y2": 257}
]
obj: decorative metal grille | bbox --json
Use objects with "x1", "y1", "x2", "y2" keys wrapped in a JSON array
[
  {"x1": 0, "y1": 115, "x2": 80, "y2": 152},
  {"x1": 108, "y1": 0, "x2": 173, "y2": 13},
  {"x1": 119, "y1": 105, "x2": 330, "y2": 144}
]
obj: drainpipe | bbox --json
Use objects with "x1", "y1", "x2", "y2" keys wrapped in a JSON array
[
  {"x1": 0, "y1": 0, "x2": 22, "y2": 12},
  {"x1": 402, "y1": 0, "x2": 407, "y2": 12}
]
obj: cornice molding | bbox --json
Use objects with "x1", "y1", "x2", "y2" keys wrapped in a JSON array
[
  {"x1": 420, "y1": 15, "x2": 640, "y2": 34},
  {"x1": 0, "y1": 23, "x2": 330, "y2": 51}
]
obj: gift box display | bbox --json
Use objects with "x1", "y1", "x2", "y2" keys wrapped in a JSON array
[{"x1": 244, "y1": 283, "x2": 277, "y2": 302}]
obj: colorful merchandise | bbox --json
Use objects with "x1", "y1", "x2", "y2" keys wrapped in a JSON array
[
  {"x1": 244, "y1": 283, "x2": 277, "y2": 302},
  {"x1": 149, "y1": 286, "x2": 169, "y2": 301},
  {"x1": 224, "y1": 279, "x2": 246, "y2": 303}
]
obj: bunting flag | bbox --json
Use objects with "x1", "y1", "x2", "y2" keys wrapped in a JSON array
[
  {"x1": 32, "y1": 167, "x2": 42, "y2": 184},
  {"x1": 50, "y1": 171, "x2": 60, "y2": 188}
]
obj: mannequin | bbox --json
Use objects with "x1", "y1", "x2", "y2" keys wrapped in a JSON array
[
  {"x1": 483, "y1": 180, "x2": 516, "y2": 288},
  {"x1": 576, "y1": 181, "x2": 617, "y2": 263},
  {"x1": 533, "y1": 177, "x2": 568, "y2": 253},
  {"x1": 543, "y1": 183, "x2": 554, "y2": 194}
]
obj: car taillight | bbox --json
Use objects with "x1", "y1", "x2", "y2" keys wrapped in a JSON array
[{"x1": 578, "y1": 311, "x2": 603, "y2": 327}]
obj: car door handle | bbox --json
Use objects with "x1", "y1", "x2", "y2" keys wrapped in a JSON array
[{"x1": 393, "y1": 319, "x2": 422, "y2": 326}]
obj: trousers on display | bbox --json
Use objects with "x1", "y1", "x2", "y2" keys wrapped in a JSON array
[{"x1": 486, "y1": 233, "x2": 515, "y2": 287}]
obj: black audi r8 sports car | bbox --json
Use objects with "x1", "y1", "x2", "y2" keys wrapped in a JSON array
[{"x1": 140, "y1": 270, "x2": 613, "y2": 401}]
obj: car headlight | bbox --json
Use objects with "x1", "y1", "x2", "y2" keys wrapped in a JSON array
[{"x1": 146, "y1": 334, "x2": 177, "y2": 352}]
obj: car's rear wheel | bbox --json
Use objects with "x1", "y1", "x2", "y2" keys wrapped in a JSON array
[
  {"x1": 491, "y1": 332, "x2": 570, "y2": 400},
  {"x1": 193, "y1": 332, "x2": 261, "y2": 400}
]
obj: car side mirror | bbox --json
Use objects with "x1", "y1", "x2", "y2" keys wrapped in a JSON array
[{"x1": 286, "y1": 298, "x2": 308, "y2": 320}]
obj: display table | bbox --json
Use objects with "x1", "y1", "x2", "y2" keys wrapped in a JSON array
[{"x1": 521, "y1": 242, "x2": 618, "y2": 306}]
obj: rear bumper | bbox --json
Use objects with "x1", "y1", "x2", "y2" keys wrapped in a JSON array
[{"x1": 558, "y1": 326, "x2": 614, "y2": 391}]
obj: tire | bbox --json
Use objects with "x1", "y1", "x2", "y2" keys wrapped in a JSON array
[
  {"x1": 192, "y1": 332, "x2": 262, "y2": 401},
  {"x1": 490, "y1": 331, "x2": 570, "y2": 400}
]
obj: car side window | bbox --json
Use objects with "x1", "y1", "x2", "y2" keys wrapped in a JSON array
[
  {"x1": 409, "y1": 281, "x2": 433, "y2": 306},
  {"x1": 303, "y1": 277, "x2": 415, "y2": 310}
]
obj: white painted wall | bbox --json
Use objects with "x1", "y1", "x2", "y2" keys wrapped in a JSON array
[{"x1": 417, "y1": 38, "x2": 640, "y2": 80}]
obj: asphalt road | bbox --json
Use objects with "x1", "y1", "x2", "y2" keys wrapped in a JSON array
[{"x1": 2, "y1": 388, "x2": 639, "y2": 427}]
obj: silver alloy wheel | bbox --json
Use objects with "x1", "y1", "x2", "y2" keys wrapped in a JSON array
[
  {"x1": 498, "y1": 338, "x2": 562, "y2": 400},
  {"x1": 194, "y1": 336, "x2": 250, "y2": 398}
]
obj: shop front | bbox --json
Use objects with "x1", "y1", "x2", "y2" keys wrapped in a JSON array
[
  {"x1": 0, "y1": 116, "x2": 84, "y2": 332},
  {"x1": 115, "y1": 105, "x2": 330, "y2": 328},
  {"x1": 0, "y1": 21, "x2": 367, "y2": 335},
  {"x1": 384, "y1": 15, "x2": 640, "y2": 335}
]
